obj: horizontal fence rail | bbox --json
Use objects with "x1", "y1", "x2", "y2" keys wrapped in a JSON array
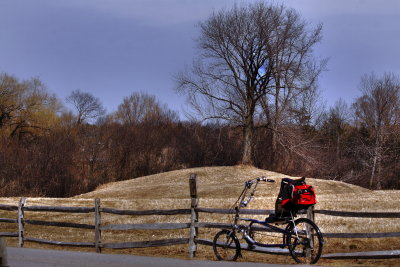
[
  {"x1": 323, "y1": 232, "x2": 400, "y2": 238},
  {"x1": 315, "y1": 209, "x2": 400, "y2": 218},
  {"x1": 196, "y1": 208, "x2": 274, "y2": 215},
  {"x1": 0, "y1": 204, "x2": 18, "y2": 211},
  {"x1": 0, "y1": 232, "x2": 18, "y2": 238},
  {"x1": 101, "y1": 223, "x2": 191, "y2": 231},
  {"x1": 24, "y1": 219, "x2": 95, "y2": 230},
  {"x1": 25, "y1": 237, "x2": 95, "y2": 248},
  {"x1": 102, "y1": 238, "x2": 190, "y2": 249},
  {"x1": 322, "y1": 250, "x2": 400, "y2": 259},
  {"x1": 197, "y1": 238, "x2": 291, "y2": 255},
  {"x1": 101, "y1": 207, "x2": 191, "y2": 216},
  {"x1": 0, "y1": 219, "x2": 17, "y2": 224},
  {"x1": 24, "y1": 206, "x2": 95, "y2": 213},
  {"x1": 0, "y1": 174, "x2": 399, "y2": 262}
]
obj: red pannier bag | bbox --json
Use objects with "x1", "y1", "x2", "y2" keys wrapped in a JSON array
[
  {"x1": 275, "y1": 177, "x2": 316, "y2": 217},
  {"x1": 292, "y1": 184, "x2": 316, "y2": 206}
]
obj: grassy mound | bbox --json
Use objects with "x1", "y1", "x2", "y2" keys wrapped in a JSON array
[
  {"x1": 77, "y1": 165, "x2": 369, "y2": 200},
  {"x1": 77, "y1": 165, "x2": 379, "y2": 212}
]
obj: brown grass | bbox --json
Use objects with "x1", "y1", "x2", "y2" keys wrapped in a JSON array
[{"x1": 1, "y1": 165, "x2": 400, "y2": 266}]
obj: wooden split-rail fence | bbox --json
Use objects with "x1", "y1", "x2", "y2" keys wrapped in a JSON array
[{"x1": 0, "y1": 174, "x2": 400, "y2": 266}]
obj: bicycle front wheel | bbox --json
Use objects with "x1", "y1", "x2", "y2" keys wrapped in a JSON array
[
  {"x1": 213, "y1": 229, "x2": 240, "y2": 261},
  {"x1": 286, "y1": 218, "x2": 323, "y2": 264}
]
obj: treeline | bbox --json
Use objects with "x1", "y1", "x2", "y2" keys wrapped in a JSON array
[
  {"x1": 0, "y1": 120, "x2": 241, "y2": 197},
  {"x1": 0, "y1": 72, "x2": 399, "y2": 197}
]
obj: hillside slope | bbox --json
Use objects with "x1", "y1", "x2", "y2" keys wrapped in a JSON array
[
  {"x1": 76, "y1": 165, "x2": 377, "y2": 211},
  {"x1": 79, "y1": 165, "x2": 370, "y2": 199}
]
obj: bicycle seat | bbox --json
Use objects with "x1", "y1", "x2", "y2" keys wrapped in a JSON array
[{"x1": 265, "y1": 213, "x2": 290, "y2": 224}]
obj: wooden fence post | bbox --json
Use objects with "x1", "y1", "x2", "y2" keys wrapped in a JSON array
[
  {"x1": 0, "y1": 237, "x2": 8, "y2": 267},
  {"x1": 188, "y1": 174, "x2": 198, "y2": 258},
  {"x1": 18, "y1": 197, "x2": 26, "y2": 248},
  {"x1": 95, "y1": 198, "x2": 102, "y2": 253},
  {"x1": 307, "y1": 205, "x2": 315, "y2": 222}
]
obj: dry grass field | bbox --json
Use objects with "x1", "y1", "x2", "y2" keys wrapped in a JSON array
[{"x1": 1, "y1": 165, "x2": 400, "y2": 266}]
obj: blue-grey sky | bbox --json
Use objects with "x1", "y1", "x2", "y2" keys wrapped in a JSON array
[{"x1": 1, "y1": 0, "x2": 400, "y2": 116}]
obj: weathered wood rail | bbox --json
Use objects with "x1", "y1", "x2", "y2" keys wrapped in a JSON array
[{"x1": 0, "y1": 173, "x2": 399, "y2": 263}]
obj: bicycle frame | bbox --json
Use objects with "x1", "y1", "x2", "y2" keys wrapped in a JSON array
[
  {"x1": 239, "y1": 217, "x2": 293, "y2": 248},
  {"x1": 232, "y1": 177, "x2": 296, "y2": 248}
]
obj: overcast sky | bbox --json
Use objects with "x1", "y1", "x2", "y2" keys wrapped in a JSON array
[{"x1": 1, "y1": 0, "x2": 400, "y2": 117}]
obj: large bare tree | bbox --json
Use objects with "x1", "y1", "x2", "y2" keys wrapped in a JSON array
[{"x1": 177, "y1": 2, "x2": 324, "y2": 165}]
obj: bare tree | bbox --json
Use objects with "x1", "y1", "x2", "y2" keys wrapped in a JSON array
[
  {"x1": 176, "y1": 2, "x2": 324, "y2": 165},
  {"x1": 66, "y1": 89, "x2": 106, "y2": 125},
  {"x1": 114, "y1": 92, "x2": 177, "y2": 125},
  {"x1": 353, "y1": 72, "x2": 400, "y2": 188}
]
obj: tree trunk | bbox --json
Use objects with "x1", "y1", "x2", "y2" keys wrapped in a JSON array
[
  {"x1": 270, "y1": 127, "x2": 278, "y2": 169},
  {"x1": 270, "y1": 79, "x2": 281, "y2": 170},
  {"x1": 242, "y1": 124, "x2": 254, "y2": 165},
  {"x1": 369, "y1": 128, "x2": 383, "y2": 189},
  {"x1": 369, "y1": 149, "x2": 377, "y2": 188}
]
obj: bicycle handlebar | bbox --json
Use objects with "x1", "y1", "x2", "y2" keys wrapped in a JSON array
[
  {"x1": 262, "y1": 177, "x2": 276, "y2": 183},
  {"x1": 240, "y1": 176, "x2": 275, "y2": 208},
  {"x1": 245, "y1": 176, "x2": 275, "y2": 187}
]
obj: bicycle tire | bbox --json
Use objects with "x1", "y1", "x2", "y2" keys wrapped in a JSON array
[
  {"x1": 286, "y1": 218, "x2": 323, "y2": 264},
  {"x1": 212, "y1": 229, "x2": 241, "y2": 261}
]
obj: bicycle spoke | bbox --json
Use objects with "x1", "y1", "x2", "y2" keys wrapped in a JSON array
[
  {"x1": 287, "y1": 218, "x2": 323, "y2": 264},
  {"x1": 213, "y1": 230, "x2": 240, "y2": 261}
]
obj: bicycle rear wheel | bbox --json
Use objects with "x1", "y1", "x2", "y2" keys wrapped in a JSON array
[
  {"x1": 213, "y1": 229, "x2": 240, "y2": 261},
  {"x1": 286, "y1": 218, "x2": 323, "y2": 264}
]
